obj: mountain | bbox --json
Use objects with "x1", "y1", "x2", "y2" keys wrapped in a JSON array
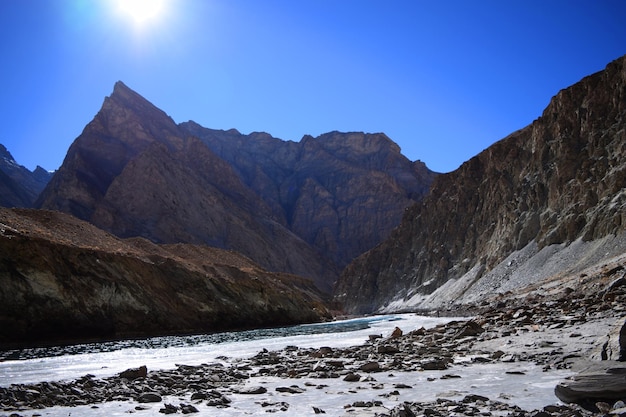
[
  {"x1": 36, "y1": 82, "x2": 436, "y2": 292},
  {"x1": 0, "y1": 207, "x2": 330, "y2": 347},
  {"x1": 0, "y1": 144, "x2": 52, "y2": 207},
  {"x1": 179, "y1": 123, "x2": 435, "y2": 269},
  {"x1": 335, "y1": 54, "x2": 626, "y2": 314}
]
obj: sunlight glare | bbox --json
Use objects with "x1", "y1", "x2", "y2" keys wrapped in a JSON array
[{"x1": 118, "y1": 0, "x2": 165, "y2": 24}]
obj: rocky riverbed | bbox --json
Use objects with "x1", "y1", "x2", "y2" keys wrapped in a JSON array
[{"x1": 1, "y1": 264, "x2": 625, "y2": 416}]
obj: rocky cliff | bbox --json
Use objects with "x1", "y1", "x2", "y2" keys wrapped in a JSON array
[
  {"x1": 0, "y1": 207, "x2": 330, "y2": 347},
  {"x1": 0, "y1": 144, "x2": 51, "y2": 207},
  {"x1": 335, "y1": 54, "x2": 626, "y2": 313},
  {"x1": 180, "y1": 123, "x2": 435, "y2": 269},
  {"x1": 35, "y1": 82, "x2": 337, "y2": 291},
  {"x1": 36, "y1": 82, "x2": 435, "y2": 292}
]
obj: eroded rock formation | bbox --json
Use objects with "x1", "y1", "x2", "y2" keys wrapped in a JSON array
[
  {"x1": 0, "y1": 207, "x2": 330, "y2": 347},
  {"x1": 335, "y1": 54, "x2": 626, "y2": 313},
  {"x1": 35, "y1": 82, "x2": 435, "y2": 292}
]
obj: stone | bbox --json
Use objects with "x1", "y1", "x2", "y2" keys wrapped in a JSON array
[
  {"x1": 180, "y1": 403, "x2": 199, "y2": 414},
  {"x1": 119, "y1": 366, "x2": 147, "y2": 380},
  {"x1": 555, "y1": 367, "x2": 626, "y2": 408},
  {"x1": 454, "y1": 321, "x2": 484, "y2": 338},
  {"x1": 390, "y1": 327, "x2": 403, "y2": 338},
  {"x1": 343, "y1": 373, "x2": 361, "y2": 382},
  {"x1": 276, "y1": 386, "x2": 305, "y2": 394},
  {"x1": 421, "y1": 360, "x2": 449, "y2": 370},
  {"x1": 137, "y1": 392, "x2": 162, "y2": 403},
  {"x1": 359, "y1": 362, "x2": 380, "y2": 372},
  {"x1": 238, "y1": 386, "x2": 268, "y2": 394},
  {"x1": 159, "y1": 403, "x2": 178, "y2": 414}
]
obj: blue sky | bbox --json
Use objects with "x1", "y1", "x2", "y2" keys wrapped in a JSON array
[{"x1": 1, "y1": 1, "x2": 625, "y2": 173}]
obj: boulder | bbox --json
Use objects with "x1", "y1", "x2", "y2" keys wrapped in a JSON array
[
  {"x1": 119, "y1": 365, "x2": 147, "y2": 380},
  {"x1": 555, "y1": 367, "x2": 626, "y2": 409},
  {"x1": 137, "y1": 392, "x2": 162, "y2": 403}
]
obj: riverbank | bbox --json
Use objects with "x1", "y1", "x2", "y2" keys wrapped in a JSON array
[{"x1": 1, "y1": 260, "x2": 625, "y2": 416}]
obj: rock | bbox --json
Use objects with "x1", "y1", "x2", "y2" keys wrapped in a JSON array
[
  {"x1": 0, "y1": 144, "x2": 52, "y2": 208},
  {"x1": 119, "y1": 365, "x2": 147, "y2": 380},
  {"x1": 137, "y1": 392, "x2": 162, "y2": 403},
  {"x1": 343, "y1": 373, "x2": 361, "y2": 382},
  {"x1": 359, "y1": 362, "x2": 380, "y2": 372},
  {"x1": 555, "y1": 367, "x2": 626, "y2": 408},
  {"x1": 238, "y1": 386, "x2": 268, "y2": 394},
  {"x1": 454, "y1": 320, "x2": 484, "y2": 338},
  {"x1": 390, "y1": 327, "x2": 403, "y2": 338},
  {"x1": 463, "y1": 394, "x2": 489, "y2": 403},
  {"x1": 180, "y1": 403, "x2": 199, "y2": 414},
  {"x1": 335, "y1": 54, "x2": 626, "y2": 314},
  {"x1": 591, "y1": 319, "x2": 626, "y2": 361},
  {"x1": 312, "y1": 406, "x2": 326, "y2": 414},
  {"x1": 276, "y1": 386, "x2": 305, "y2": 394},
  {"x1": 421, "y1": 359, "x2": 449, "y2": 370},
  {"x1": 0, "y1": 206, "x2": 331, "y2": 347},
  {"x1": 159, "y1": 403, "x2": 178, "y2": 414}
]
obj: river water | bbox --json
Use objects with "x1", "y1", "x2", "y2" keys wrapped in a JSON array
[
  {"x1": 0, "y1": 314, "x2": 571, "y2": 416},
  {"x1": 0, "y1": 314, "x2": 455, "y2": 386}
]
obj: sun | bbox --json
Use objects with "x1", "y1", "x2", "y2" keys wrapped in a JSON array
[{"x1": 118, "y1": 0, "x2": 165, "y2": 24}]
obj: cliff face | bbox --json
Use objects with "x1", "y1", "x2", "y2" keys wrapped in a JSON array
[
  {"x1": 0, "y1": 144, "x2": 51, "y2": 207},
  {"x1": 36, "y1": 82, "x2": 436, "y2": 292},
  {"x1": 335, "y1": 55, "x2": 626, "y2": 313},
  {"x1": 35, "y1": 82, "x2": 337, "y2": 292},
  {"x1": 0, "y1": 207, "x2": 330, "y2": 347},
  {"x1": 180, "y1": 123, "x2": 436, "y2": 269}
]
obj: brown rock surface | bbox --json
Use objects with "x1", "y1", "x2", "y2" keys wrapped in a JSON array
[
  {"x1": 0, "y1": 207, "x2": 330, "y2": 347},
  {"x1": 35, "y1": 82, "x2": 435, "y2": 292},
  {"x1": 335, "y1": 54, "x2": 626, "y2": 313},
  {"x1": 180, "y1": 124, "x2": 436, "y2": 270}
]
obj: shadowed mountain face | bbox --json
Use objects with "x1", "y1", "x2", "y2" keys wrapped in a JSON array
[
  {"x1": 0, "y1": 144, "x2": 51, "y2": 208},
  {"x1": 179, "y1": 124, "x2": 436, "y2": 269},
  {"x1": 36, "y1": 82, "x2": 436, "y2": 292},
  {"x1": 0, "y1": 207, "x2": 330, "y2": 347},
  {"x1": 335, "y1": 55, "x2": 626, "y2": 314}
]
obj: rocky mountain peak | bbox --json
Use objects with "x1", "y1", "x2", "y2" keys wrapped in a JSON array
[
  {"x1": 0, "y1": 144, "x2": 52, "y2": 208},
  {"x1": 35, "y1": 81, "x2": 438, "y2": 294},
  {"x1": 314, "y1": 131, "x2": 401, "y2": 155},
  {"x1": 0, "y1": 144, "x2": 15, "y2": 163}
]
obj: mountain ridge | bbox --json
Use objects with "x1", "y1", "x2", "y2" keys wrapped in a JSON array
[
  {"x1": 34, "y1": 83, "x2": 436, "y2": 291},
  {"x1": 334, "y1": 54, "x2": 626, "y2": 313},
  {"x1": 0, "y1": 144, "x2": 52, "y2": 207}
]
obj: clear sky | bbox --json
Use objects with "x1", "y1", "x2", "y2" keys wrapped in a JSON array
[{"x1": 1, "y1": 1, "x2": 625, "y2": 173}]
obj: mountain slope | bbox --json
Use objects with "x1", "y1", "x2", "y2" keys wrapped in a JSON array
[
  {"x1": 0, "y1": 207, "x2": 330, "y2": 347},
  {"x1": 180, "y1": 124, "x2": 436, "y2": 269},
  {"x1": 0, "y1": 144, "x2": 51, "y2": 207},
  {"x1": 335, "y1": 54, "x2": 626, "y2": 313},
  {"x1": 36, "y1": 82, "x2": 436, "y2": 291},
  {"x1": 35, "y1": 82, "x2": 338, "y2": 292}
]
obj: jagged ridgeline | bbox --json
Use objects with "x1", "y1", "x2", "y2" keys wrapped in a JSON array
[
  {"x1": 1, "y1": 80, "x2": 435, "y2": 346},
  {"x1": 34, "y1": 82, "x2": 436, "y2": 294},
  {"x1": 335, "y1": 54, "x2": 626, "y2": 314},
  {"x1": 0, "y1": 144, "x2": 52, "y2": 208}
]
